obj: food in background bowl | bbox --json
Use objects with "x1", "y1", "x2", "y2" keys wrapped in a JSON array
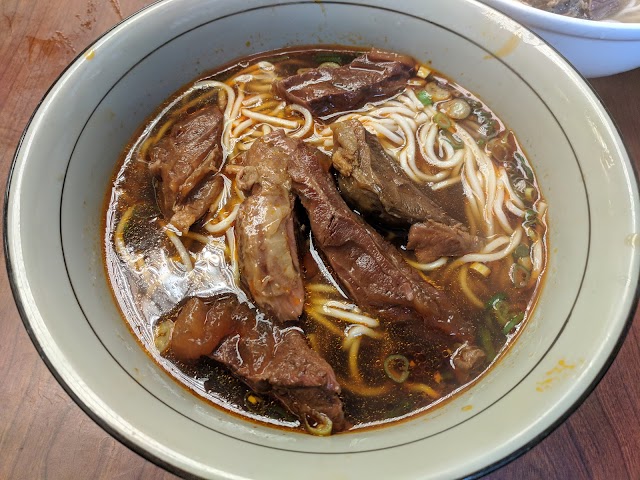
[
  {"x1": 481, "y1": 0, "x2": 640, "y2": 76},
  {"x1": 7, "y1": 0, "x2": 639, "y2": 477},
  {"x1": 105, "y1": 46, "x2": 548, "y2": 435},
  {"x1": 520, "y1": 0, "x2": 640, "y2": 21}
]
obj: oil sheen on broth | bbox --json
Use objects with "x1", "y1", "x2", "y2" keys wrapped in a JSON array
[{"x1": 104, "y1": 46, "x2": 548, "y2": 435}]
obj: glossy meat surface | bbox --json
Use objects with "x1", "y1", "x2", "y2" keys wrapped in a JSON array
[
  {"x1": 169, "y1": 175, "x2": 224, "y2": 233},
  {"x1": 452, "y1": 344, "x2": 487, "y2": 375},
  {"x1": 170, "y1": 296, "x2": 346, "y2": 432},
  {"x1": 287, "y1": 139, "x2": 474, "y2": 342},
  {"x1": 331, "y1": 119, "x2": 457, "y2": 226},
  {"x1": 331, "y1": 119, "x2": 481, "y2": 262},
  {"x1": 274, "y1": 49, "x2": 416, "y2": 118},
  {"x1": 235, "y1": 131, "x2": 304, "y2": 322},
  {"x1": 149, "y1": 106, "x2": 224, "y2": 232},
  {"x1": 407, "y1": 220, "x2": 482, "y2": 263},
  {"x1": 171, "y1": 297, "x2": 236, "y2": 362}
]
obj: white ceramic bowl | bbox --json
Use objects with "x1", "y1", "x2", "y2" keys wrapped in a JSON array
[
  {"x1": 5, "y1": 0, "x2": 640, "y2": 478},
  {"x1": 481, "y1": 0, "x2": 640, "y2": 77}
]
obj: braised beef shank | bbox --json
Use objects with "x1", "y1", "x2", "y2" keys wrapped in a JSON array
[
  {"x1": 235, "y1": 132, "x2": 305, "y2": 322},
  {"x1": 149, "y1": 106, "x2": 224, "y2": 232},
  {"x1": 274, "y1": 49, "x2": 416, "y2": 118},
  {"x1": 331, "y1": 119, "x2": 481, "y2": 262},
  {"x1": 287, "y1": 138, "x2": 474, "y2": 342},
  {"x1": 170, "y1": 297, "x2": 347, "y2": 431}
]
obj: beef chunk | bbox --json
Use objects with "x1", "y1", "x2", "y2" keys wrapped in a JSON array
[
  {"x1": 235, "y1": 132, "x2": 304, "y2": 322},
  {"x1": 407, "y1": 220, "x2": 483, "y2": 263},
  {"x1": 287, "y1": 139, "x2": 474, "y2": 343},
  {"x1": 171, "y1": 297, "x2": 236, "y2": 362},
  {"x1": 169, "y1": 175, "x2": 224, "y2": 233},
  {"x1": 169, "y1": 295, "x2": 346, "y2": 433},
  {"x1": 331, "y1": 119, "x2": 458, "y2": 226},
  {"x1": 523, "y1": 0, "x2": 623, "y2": 19},
  {"x1": 452, "y1": 344, "x2": 487, "y2": 376},
  {"x1": 331, "y1": 119, "x2": 481, "y2": 262},
  {"x1": 274, "y1": 49, "x2": 416, "y2": 118},
  {"x1": 149, "y1": 106, "x2": 224, "y2": 232}
]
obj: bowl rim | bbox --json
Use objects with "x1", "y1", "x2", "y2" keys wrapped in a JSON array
[
  {"x1": 483, "y1": 0, "x2": 640, "y2": 39},
  {"x1": 4, "y1": 0, "x2": 640, "y2": 478}
]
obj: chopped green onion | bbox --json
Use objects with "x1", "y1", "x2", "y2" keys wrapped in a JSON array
[
  {"x1": 486, "y1": 293, "x2": 510, "y2": 326},
  {"x1": 525, "y1": 226, "x2": 539, "y2": 242},
  {"x1": 492, "y1": 300, "x2": 511, "y2": 327},
  {"x1": 302, "y1": 413, "x2": 333, "y2": 436},
  {"x1": 525, "y1": 166, "x2": 534, "y2": 180},
  {"x1": 314, "y1": 53, "x2": 343, "y2": 65},
  {"x1": 487, "y1": 137, "x2": 508, "y2": 162},
  {"x1": 442, "y1": 130, "x2": 464, "y2": 150},
  {"x1": 433, "y1": 112, "x2": 452, "y2": 130},
  {"x1": 479, "y1": 326, "x2": 496, "y2": 361},
  {"x1": 425, "y1": 82, "x2": 452, "y2": 101},
  {"x1": 525, "y1": 187, "x2": 537, "y2": 203},
  {"x1": 503, "y1": 312, "x2": 525, "y2": 335},
  {"x1": 476, "y1": 109, "x2": 492, "y2": 123},
  {"x1": 518, "y1": 255, "x2": 533, "y2": 271},
  {"x1": 523, "y1": 209, "x2": 537, "y2": 228},
  {"x1": 416, "y1": 90, "x2": 433, "y2": 106},
  {"x1": 476, "y1": 138, "x2": 486, "y2": 147},
  {"x1": 467, "y1": 98, "x2": 483, "y2": 109},
  {"x1": 524, "y1": 209, "x2": 537, "y2": 223},
  {"x1": 513, "y1": 244, "x2": 530, "y2": 260},
  {"x1": 384, "y1": 354, "x2": 410, "y2": 383},
  {"x1": 514, "y1": 152, "x2": 534, "y2": 180},
  {"x1": 479, "y1": 118, "x2": 499, "y2": 139},
  {"x1": 442, "y1": 98, "x2": 471, "y2": 120},
  {"x1": 514, "y1": 179, "x2": 527, "y2": 196},
  {"x1": 318, "y1": 61, "x2": 340, "y2": 69},
  {"x1": 509, "y1": 263, "x2": 531, "y2": 288},
  {"x1": 486, "y1": 292, "x2": 507, "y2": 310}
]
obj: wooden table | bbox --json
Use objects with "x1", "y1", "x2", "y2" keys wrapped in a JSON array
[{"x1": 1, "y1": 1, "x2": 639, "y2": 478}]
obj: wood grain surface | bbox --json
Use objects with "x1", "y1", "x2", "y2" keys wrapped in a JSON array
[{"x1": 1, "y1": 1, "x2": 639, "y2": 478}]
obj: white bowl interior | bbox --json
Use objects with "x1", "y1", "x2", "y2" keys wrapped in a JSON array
[{"x1": 7, "y1": 0, "x2": 639, "y2": 478}]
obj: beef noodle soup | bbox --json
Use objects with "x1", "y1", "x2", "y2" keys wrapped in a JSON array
[
  {"x1": 519, "y1": 0, "x2": 640, "y2": 21},
  {"x1": 104, "y1": 46, "x2": 548, "y2": 435}
]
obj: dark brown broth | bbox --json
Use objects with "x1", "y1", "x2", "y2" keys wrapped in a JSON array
[{"x1": 104, "y1": 46, "x2": 547, "y2": 433}]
